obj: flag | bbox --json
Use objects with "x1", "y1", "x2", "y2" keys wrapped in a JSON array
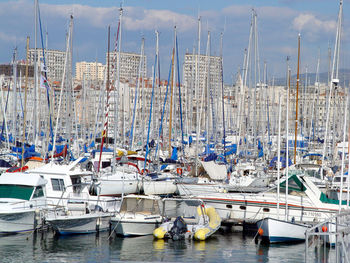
[
  {"x1": 40, "y1": 75, "x2": 50, "y2": 90},
  {"x1": 41, "y1": 62, "x2": 47, "y2": 72}
]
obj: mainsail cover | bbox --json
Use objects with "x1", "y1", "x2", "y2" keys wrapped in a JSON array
[{"x1": 200, "y1": 160, "x2": 227, "y2": 180}]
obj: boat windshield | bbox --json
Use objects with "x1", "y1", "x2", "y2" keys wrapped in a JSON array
[
  {"x1": 0, "y1": 185, "x2": 35, "y2": 200},
  {"x1": 121, "y1": 198, "x2": 160, "y2": 214}
]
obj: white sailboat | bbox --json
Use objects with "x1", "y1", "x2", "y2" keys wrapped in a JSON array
[
  {"x1": 256, "y1": 217, "x2": 309, "y2": 243},
  {"x1": 256, "y1": 35, "x2": 309, "y2": 244}
]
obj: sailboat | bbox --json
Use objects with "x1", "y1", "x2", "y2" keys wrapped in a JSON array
[{"x1": 256, "y1": 35, "x2": 310, "y2": 243}]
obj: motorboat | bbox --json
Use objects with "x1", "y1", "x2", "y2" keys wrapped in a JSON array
[
  {"x1": 110, "y1": 195, "x2": 162, "y2": 236},
  {"x1": 0, "y1": 172, "x2": 48, "y2": 234},
  {"x1": 45, "y1": 198, "x2": 118, "y2": 235}
]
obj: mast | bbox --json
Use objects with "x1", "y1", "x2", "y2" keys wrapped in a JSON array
[
  {"x1": 195, "y1": 16, "x2": 201, "y2": 176},
  {"x1": 130, "y1": 37, "x2": 145, "y2": 150},
  {"x1": 98, "y1": 25, "x2": 110, "y2": 172},
  {"x1": 277, "y1": 95, "x2": 282, "y2": 219},
  {"x1": 12, "y1": 48, "x2": 18, "y2": 146},
  {"x1": 339, "y1": 92, "x2": 348, "y2": 210},
  {"x1": 205, "y1": 31, "x2": 210, "y2": 148},
  {"x1": 21, "y1": 37, "x2": 30, "y2": 168},
  {"x1": 293, "y1": 34, "x2": 301, "y2": 164},
  {"x1": 118, "y1": 7, "x2": 125, "y2": 147},
  {"x1": 321, "y1": 0, "x2": 342, "y2": 177},
  {"x1": 285, "y1": 61, "x2": 291, "y2": 220},
  {"x1": 112, "y1": 8, "x2": 121, "y2": 169},
  {"x1": 51, "y1": 15, "x2": 73, "y2": 162},
  {"x1": 309, "y1": 48, "x2": 320, "y2": 144},
  {"x1": 144, "y1": 30, "x2": 159, "y2": 171},
  {"x1": 168, "y1": 28, "x2": 176, "y2": 157},
  {"x1": 175, "y1": 30, "x2": 185, "y2": 160},
  {"x1": 220, "y1": 32, "x2": 226, "y2": 156},
  {"x1": 34, "y1": 0, "x2": 38, "y2": 144}
]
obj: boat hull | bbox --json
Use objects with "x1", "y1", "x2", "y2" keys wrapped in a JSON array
[
  {"x1": 111, "y1": 218, "x2": 161, "y2": 236},
  {"x1": 47, "y1": 214, "x2": 111, "y2": 235},
  {"x1": 97, "y1": 179, "x2": 140, "y2": 196},
  {"x1": 0, "y1": 210, "x2": 38, "y2": 234},
  {"x1": 143, "y1": 180, "x2": 177, "y2": 195},
  {"x1": 257, "y1": 217, "x2": 308, "y2": 243}
]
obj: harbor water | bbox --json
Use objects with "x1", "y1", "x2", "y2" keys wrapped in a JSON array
[{"x1": 0, "y1": 227, "x2": 336, "y2": 263}]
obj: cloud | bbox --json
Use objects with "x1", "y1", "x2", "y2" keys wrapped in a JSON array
[
  {"x1": 292, "y1": 13, "x2": 336, "y2": 34},
  {"x1": 222, "y1": 5, "x2": 296, "y2": 20},
  {"x1": 40, "y1": 3, "x2": 117, "y2": 28},
  {"x1": 39, "y1": 4, "x2": 196, "y2": 32},
  {"x1": 124, "y1": 8, "x2": 196, "y2": 32}
]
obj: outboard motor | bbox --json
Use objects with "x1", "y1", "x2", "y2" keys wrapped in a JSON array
[{"x1": 169, "y1": 216, "x2": 187, "y2": 241}]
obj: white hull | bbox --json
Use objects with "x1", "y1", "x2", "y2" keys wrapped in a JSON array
[
  {"x1": 142, "y1": 180, "x2": 177, "y2": 195},
  {"x1": 111, "y1": 218, "x2": 161, "y2": 236},
  {"x1": 47, "y1": 213, "x2": 112, "y2": 235},
  {"x1": 0, "y1": 210, "x2": 39, "y2": 234},
  {"x1": 97, "y1": 179, "x2": 140, "y2": 196},
  {"x1": 184, "y1": 176, "x2": 343, "y2": 225},
  {"x1": 257, "y1": 217, "x2": 308, "y2": 243},
  {"x1": 199, "y1": 193, "x2": 335, "y2": 224}
]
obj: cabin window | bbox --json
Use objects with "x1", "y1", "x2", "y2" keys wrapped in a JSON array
[
  {"x1": 335, "y1": 177, "x2": 347, "y2": 183},
  {"x1": 51, "y1": 178, "x2": 65, "y2": 191},
  {"x1": 102, "y1": 161, "x2": 111, "y2": 169},
  {"x1": 226, "y1": 205, "x2": 233, "y2": 209},
  {"x1": 32, "y1": 186, "x2": 44, "y2": 198},
  {"x1": 263, "y1": 208, "x2": 270, "y2": 212},
  {"x1": 239, "y1": 205, "x2": 246, "y2": 210},
  {"x1": 0, "y1": 185, "x2": 34, "y2": 200}
]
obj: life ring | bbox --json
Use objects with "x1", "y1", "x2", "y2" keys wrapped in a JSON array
[
  {"x1": 176, "y1": 167, "x2": 183, "y2": 175},
  {"x1": 141, "y1": 169, "x2": 149, "y2": 175}
]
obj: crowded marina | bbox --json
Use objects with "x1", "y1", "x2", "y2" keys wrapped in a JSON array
[{"x1": 1, "y1": 0, "x2": 350, "y2": 262}]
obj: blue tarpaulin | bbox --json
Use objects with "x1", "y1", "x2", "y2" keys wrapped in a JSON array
[
  {"x1": 204, "y1": 153, "x2": 217, "y2": 162},
  {"x1": 269, "y1": 156, "x2": 292, "y2": 169},
  {"x1": 48, "y1": 144, "x2": 66, "y2": 154},
  {"x1": 170, "y1": 147, "x2": 178, "y2": 161},
  {"x1": 288, "y1": 140, "x2": 308, "y2": 148}
]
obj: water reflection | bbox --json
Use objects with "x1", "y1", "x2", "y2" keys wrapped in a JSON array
[{"x1": 0, "y1": 228, "x2": 339, "y2": 262}]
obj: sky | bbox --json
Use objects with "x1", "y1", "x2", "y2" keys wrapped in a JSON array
[{"x1": 0, "y1": 0, "x2": 349, "y2": 83}]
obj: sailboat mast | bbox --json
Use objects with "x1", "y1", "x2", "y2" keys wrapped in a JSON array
[
  {"x1": 286, "y1": 63, "x2": 291, "y2": 220},
  {"x1": 277, "y1": 95, "x2": 282, "y2": 219},
  {"x1": 51, "y1": 15, "x2": 73, "y2": 162},
  {"x1": 34, "y1": 0, "x2": 38, "y2": 144},
  {"x1": 220, "y1": 32, "x2": 226, "y2": 155},
  {"x1": 195, "y1": 16, "x2": 201, "y2": 176},
  {"x1": 21, "y1": 37, "x2": 30, "y2": 168},
  {"x1": 97, "y1": 25, "x2": 110, "y2": 172},
  {"x1": 168, "y1": 28, "x2": 176, "y2": 157},
  {"x1": 293, "y1": 34, "x2": 301, "y2": 164},
  {"x1": 205, "y1": 31, "x2": 210, "y2": 147},
  {"x1": 130, "y1": 37, "x2": 145, "y2": 150},
  {"x1": 321, "y1": 0, "x2": 342, "y2": 176}
]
